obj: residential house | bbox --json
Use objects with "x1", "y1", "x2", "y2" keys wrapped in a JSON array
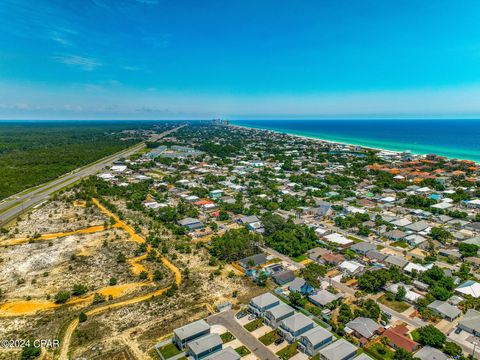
[
  {"x1": 339, "y1": 260, "x2": 364, "y2": 275},
  {"x1": 458, "y1": 309, "x2": 480, "y2": 336},
  {"x1": 323, "y1": 233, "x2": 354, "y2": 248},
  {"x1": 382, "y1": 325, "x2": 420, "y2": 353},
  {"x1": 404, "y1": 234, "x2": 427, "y2": 247},
  {"x1": 278, "y1": 313, "x2": 316, "y2": 342},
  {"x1": 308, "y1": 247, "x2": 331, "y2": 262},
  {"x1": 238, "y1": 215, "x2": 260, "y2": 225},
  {"x1": 318, "y1": 339, "x2": 359, "y2": 360},
  {"x1": 299, "y1": 327, "x2": 334, "y2": 356},
  {"x1": 404, "y1": 262, "x2": 433, "y2": 274},
  {"x1": 178, "y1": 217, "x2": 204, "y2": 231},
  {"x1": 204, "y1": 347, "x2": 240, "y2": 360},
  {"x1": 209, "y1": 189, "x2": 223, "y2": 199},
  {"x1": 264, "y1": 303, "x2": 295, "y2": 328},
  {"x1": 384, "y1": 229, "x2": 406, "y2": 241},
  {"x1": 272, "y1": 270, "x2": 295, "y2": 285},
  {"x1": 289, "y1": 278, "x2": 314, "y2": 295},
  {"x1": 248, "y1": 292, "x2": 280, "y2": 316},
  {"x1": 314, "y1": 200, "x2": 334, "y2": 217},
  {"x1": 309, "y1": 290, "x2": 343, "y2": 308},
  {"x1": 385, "y1": 283, "x2": 423, "y2": 303},
  {"x1": 456, "y1": 280, "x2": 480, "y2": 298},
  {"x1": 345, "y1": 317, "x2": 382, "y2": 341},
  {"x1": 238, "y1": 254, "x2": 268, "y2": 269},
  {"x1": 427, "y1": 300, "x2": 461, "y2": 321},
  {"x1": 321, "y1": 252, "x2": 345, "y2": 266},
  {"x1": 350, "y1": 242, "x2": 376, "y2": 255},
  {"x1": 414, "y1": 346, "x2": 448, "y2": 360},
  {"x1": 173, "y1": 319, "x2": 211, "y2": 349},
  {"x1": 186, "y1": 333, "x2": 223, "y2": 360},
  {"x1": 365, "y1": 250, "x2": 388, "y2": 263},
  {"x1": 405, "y1": 221, "x2": 430, "y2": 233}
]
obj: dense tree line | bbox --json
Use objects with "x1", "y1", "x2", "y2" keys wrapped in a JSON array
[{"x1": 0, "y1": 121, "x2": 160, "y2": 199}]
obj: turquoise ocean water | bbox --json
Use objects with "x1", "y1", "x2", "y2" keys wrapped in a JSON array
[{"x1": 230, "y1": 120, "x2": 480, "y2": 163}]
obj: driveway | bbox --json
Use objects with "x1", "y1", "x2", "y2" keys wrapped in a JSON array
[{"x1": 207, "y1": 310, "x2": 278, "y2": 360}]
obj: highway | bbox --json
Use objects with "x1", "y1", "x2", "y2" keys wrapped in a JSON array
[{"x1": 0, "y1": 125, "x2": 184, "y2": 227}]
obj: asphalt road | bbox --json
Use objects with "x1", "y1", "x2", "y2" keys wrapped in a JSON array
[
  {"x1": 207, "y1": 310, "x2": 277, "y2": 360},
  {"x1": 0, "y1": 126, "x2": 183, "y2": 227}
]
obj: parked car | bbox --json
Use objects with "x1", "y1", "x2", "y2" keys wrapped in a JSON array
[
  {"x1": 455, "y1": 327, "x2": 462, "y2": 334},
  {"x1": 236, "y1": 311, "x2": 247, "y2": 319},
  {"x1": 247, "y1": 314, "x2": 256, "y2": 320},
  {"x1": 274, "y1": 338, "x2": 284, "y2": 345}
]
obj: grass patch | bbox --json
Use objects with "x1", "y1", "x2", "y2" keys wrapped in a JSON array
[
  {"x1": 244, "y1": 318, "x2": 264, "y2": 332},
  {"x1": 365, "y1": 342, "x2": 394, "y2": 360},
  {"x1": 411, "y1": 329, "x2": 420, "y2": 342},
  {"x1": 391, "y1": 240, "x2": 408, "y2": 248},
  {"x1": 258, "y1": 330, "x2": 280, "y2": 346},
  {"x1": 235, "y1": 346, "x2": 251, "y2": 357},
  {"x1": 292, "y1": 254, "x2": 307, "y2": 262},
  {"x1": 220, "y1": 332, "x2": 235, "y2": 343},
  {"x1": 347, "y1": 235, "x2": 363, "y2": 243},
  {"x1": 158, "y1": 343, "x2": 181, "y2": 359},
  {"x1": 378, "y1": 294, "x2": 410, "y2": 312},
  {"x1": 276, "y1": 341, "x2": 299, "y2": 360}
]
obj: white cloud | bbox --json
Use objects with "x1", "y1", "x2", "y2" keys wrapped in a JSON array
[{"x1": 52, "y1": 55, "x2": 102, "y2": 71}]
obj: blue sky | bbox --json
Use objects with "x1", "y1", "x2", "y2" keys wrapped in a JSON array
[{"x1": 1, "y1": 0, "x2": 480, "y2": 119}]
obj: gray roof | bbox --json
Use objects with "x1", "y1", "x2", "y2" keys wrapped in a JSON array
[
  {"x1": 250, "y1": 292, "x2": 279, "y2": 309},
  {"x1": 178, "y1": 217, "x2": 202, "y2": 226},
  {"x1": 187, "y1": 333, "x2": 222, "y2": 355},
  {"x1": 288, "y1": 277, "x2": 306, "y2": 292},
  {"x1": 365, "y1": 250, "x2": 388, "y2": 262},
  {"x1": 204, "y1": 347, "x2": 240, "y2": 360},
  {"x1": 459, "y1": 309, "x2": 480, "y2": 333},
  {"x1": 272, "y1": 270, "x2": 295, "y2": 284},
  {"x1": 239, "y1": 253, "x2": 267, "y2": 267},
  {"x1": 406, "y1": 220, "x2": 430, "y2": 232},
  {"x1": 414, "y1": 346, "x2": 448, "y2": 360},
  {"x1": 384, "y1": 229, "x2": 406, "y2": 239},
  {"x1": 351, "y1": 242, "x2": 376, "y2": 253},
  {"x1": 309, "y1": 290, "x2": 342, "y2": 306},
  {"x1": 464, "y1": 236, "x2": 480, "y2": 246},
  {"x1": 346, "y1": 317, "x2": 382, "y2": 339},
  {"x1": 174, "y1": 319, "x2": 210, "y2": 341},
  {"x1": 353, "y1": 355, "x2": 374, "y2": 360},
  {"x1": 319, "y1": 339, "x2": 358, "y2": 360},
  {"x1": 300, "y1": 326, "x2": 332, "y2": 346},
  {"x1": 280, "y1": 313, "x2": 315, "y2": 333},
  {"x1": 384, "y1": 255, "x2": 408, "y2": 268},
  {"x1": 240, "y1": 215, "x2": 260, "y2": 224},
  {"x1": 427, "y1": 300, "x2": 461, "y2": 319},
  {"x1": 265, "y1": 303, "x2": 294, "y2": 320}
]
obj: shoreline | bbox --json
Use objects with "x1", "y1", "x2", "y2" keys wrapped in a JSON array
[{"x1": 229, "y1": 123, "x2": 479, "y2": 165}]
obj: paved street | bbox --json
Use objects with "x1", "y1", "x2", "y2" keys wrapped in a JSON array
[
  {"x1": 207, "y1": 310, "x2": 277, "y2": 360},
  {"x1": 0, "y1": 126, "x2": 184, "y2": 227},
  {"x1": 330, "y1": 279, "x2": 427, "y2": 328}
]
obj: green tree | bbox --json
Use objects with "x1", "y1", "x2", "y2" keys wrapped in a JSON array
[
  {"x1": 79, "y1": 312, "x2": 87, "y2": 322},
  {"x1": 396, "y1": 285, "x2": 407, "y2": 301},
  {"x1": 210, "y1": 228, "x2": 260, "y2": 262},
  {"x1": 443, "y1": 341, "x2": 462, "y2": 357},
  {"x1": 21, "y1": 341, "x2": 41, "y2": 360},
  {"x1": 459, "y1": 243, "x2": 479, "y2": 258},
  {"x1": 416, "y1": 325, "x2": 446, "y2": 348},
  {"x1": 54, "y1": 290, "x2": 71, "y2": 304},
  {"x1": 288, "y1": 291, "x2": 306, "y2": 307},
  {"x1": 71, "y1": 284, "x2": 88, "y2": 296},
  {"x1": 430, "y1": 227, "x2": 453, "y2": 243}
]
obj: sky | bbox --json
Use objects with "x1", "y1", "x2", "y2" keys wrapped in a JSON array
[{"x1": 1, "y1": 0, "x2": 480, "y2": 120}]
